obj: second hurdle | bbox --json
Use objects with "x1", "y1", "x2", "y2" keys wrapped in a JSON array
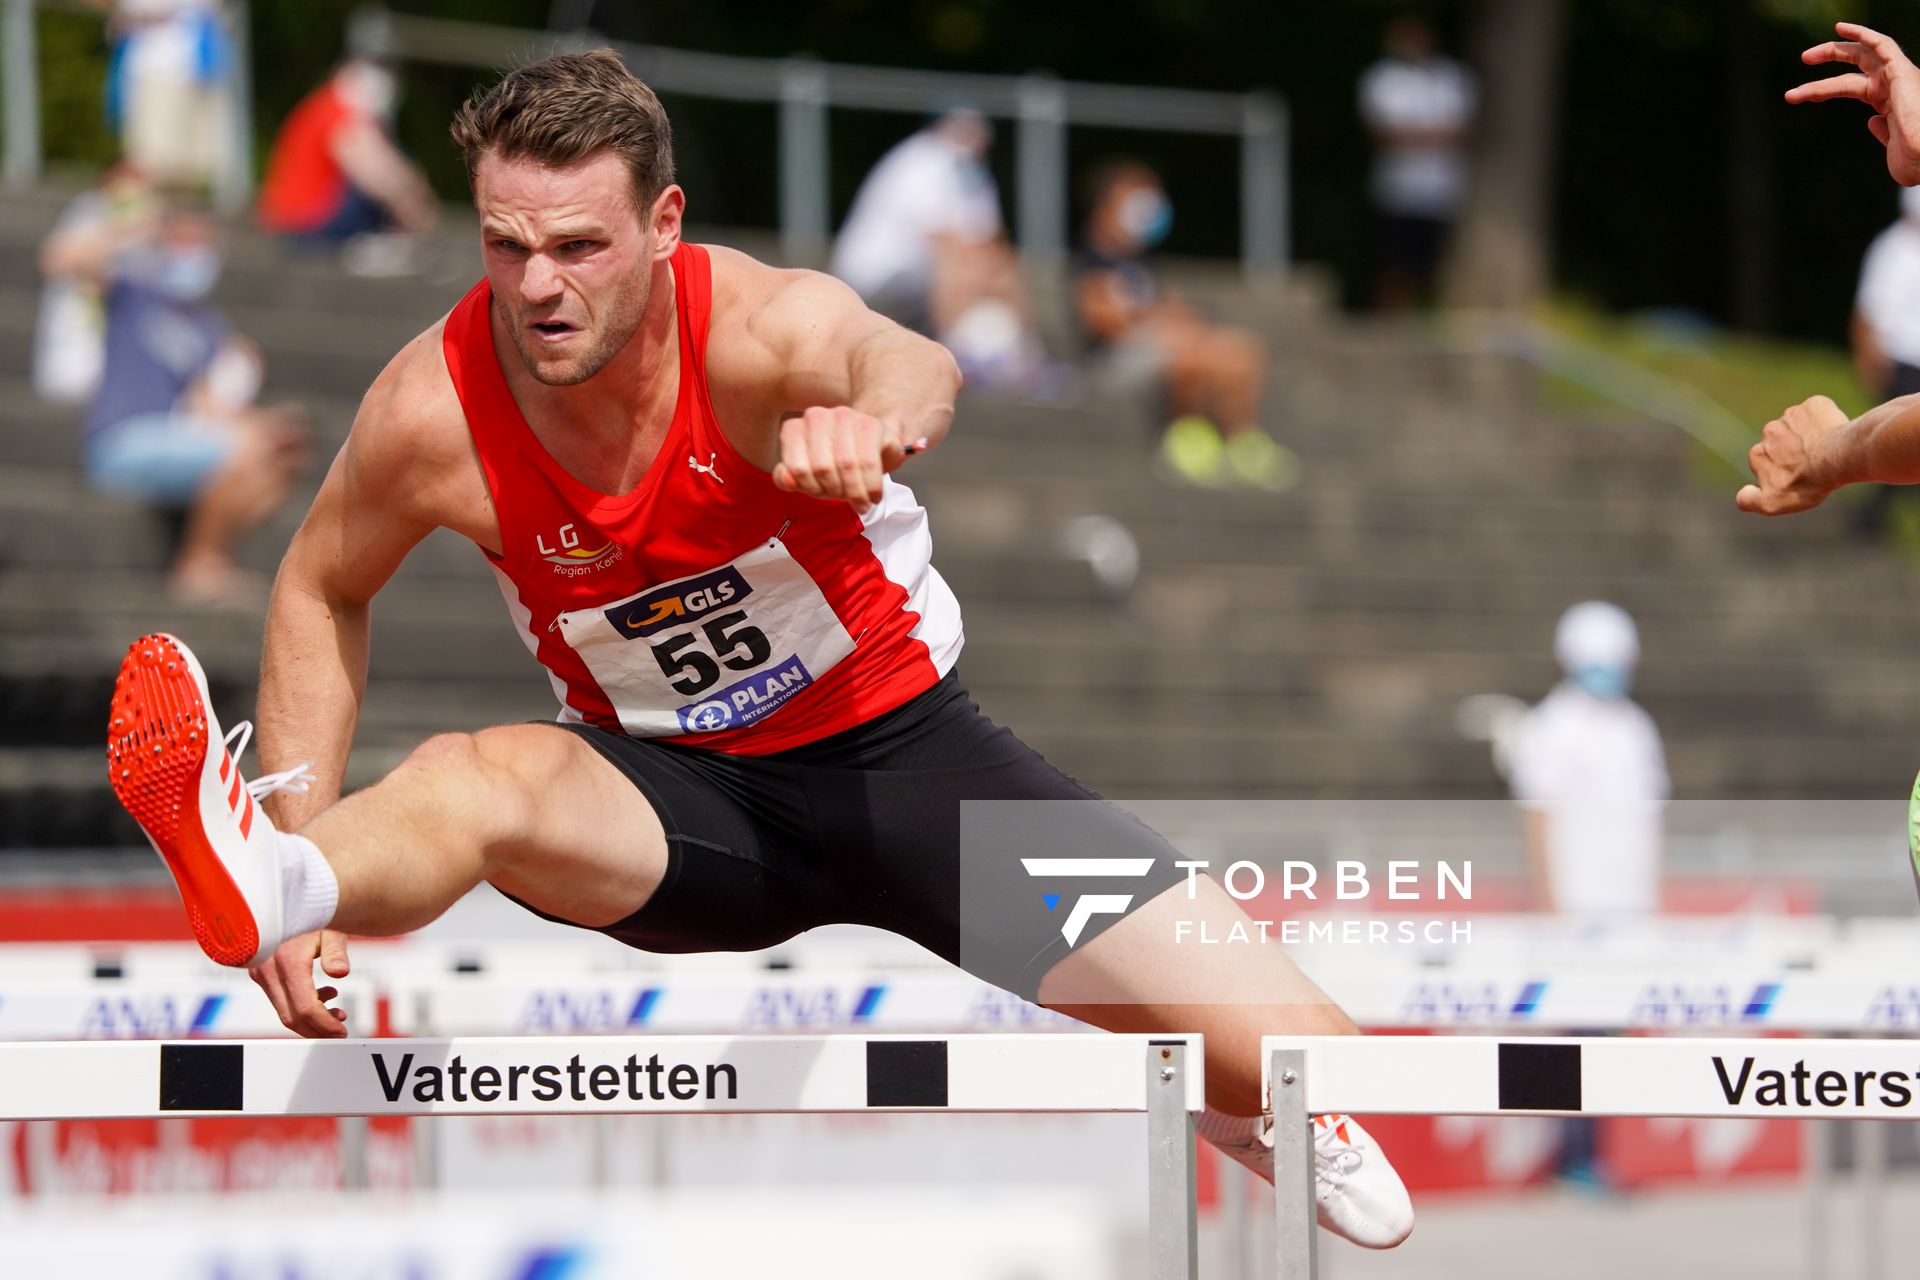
[{"x1": 1265, "y1": 1034, "x2": 1920, "y2": 1278}]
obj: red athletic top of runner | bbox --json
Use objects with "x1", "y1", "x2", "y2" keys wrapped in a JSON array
[{"x1": 440, "y1": 241, "x2": 962, "y2": 754}]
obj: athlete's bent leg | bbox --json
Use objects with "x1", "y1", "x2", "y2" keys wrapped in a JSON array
[
  {"x1": 109, "y1": 634, "x2": 668, "y2": 1023},
  {"x1": 303, "y1": 724, "x2": 666, "y2": 936}
]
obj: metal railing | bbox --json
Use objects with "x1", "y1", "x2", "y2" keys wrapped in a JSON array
[{"x1": 344, "y1": 7, "x2": 1290, "y2": 278}]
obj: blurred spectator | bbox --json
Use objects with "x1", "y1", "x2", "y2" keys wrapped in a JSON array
[
  {"x1": 258, "y1": 58, "x2": 439, "y2": 276},
  {"x1": 104, "y1": 0, "x2": 234, "y2": 188},
  {"x1": 831, "y1": 108, "x2": 1046, "y2": 391},
  {"x1": 1359, "y1": 17, "x2": 1477, "y2": 311},
  {"x1": 1074, "y1": 161, "x2": 1294, "y2": 489},
  {"x1": 77, "y1": 201, "x2": 307, "y2": 604},
  {"x1": 1510, "y1": 602, "x2": 1668, "y2": 918},
  {"x1": 35, "y1": 163, "x2": 158, "y2": 406},
  {"x1": 1509, "y1": 601, "x2": 1667, "y2": 1192},
  {"x1": 1847, "y1": 184, "x2": 1920, "y2": 537}
]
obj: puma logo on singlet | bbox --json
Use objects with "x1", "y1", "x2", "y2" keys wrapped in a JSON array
[{"x1": 689, "y1": 452, "x2": 725, "y2": 484}]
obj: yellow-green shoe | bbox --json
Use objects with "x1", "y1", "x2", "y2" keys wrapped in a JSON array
[
  {"x1": 1223, "y1": 429, "x2": 1300, "y2": 492},
  {"x1": 1159, "y1": 415, "x2": 1228, "y2": 486}
]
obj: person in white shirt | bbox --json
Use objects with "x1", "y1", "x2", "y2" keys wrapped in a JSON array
[
  {"x1": 830, "y1": 108, "x2": 1039, "y2": 389},
  {"x1": 1358, "y1": 18, "x2": 1478, "y2": 311},
  {"x1": 1508, "y1": 601, "x2": 1667, "y2": 1191},
  {"x1": 1509, "y1": 601, "x2": 1669, "y2": 918},
  {"x1": 1847, "y1": 184, "x2": 1920, "y2": 533}
]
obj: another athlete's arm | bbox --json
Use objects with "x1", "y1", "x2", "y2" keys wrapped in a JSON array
[
  {"x1": 1737, "y1": 392, "x2": 1920, "y2": 515},
  {"x1": 710, "y1": 248, "x2": 963, "y2": 514},
  {"x1": 1787, "y1": 22, "x2": 1920, "y2": 184}
]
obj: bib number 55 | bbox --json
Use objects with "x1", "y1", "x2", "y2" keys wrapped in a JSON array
[{"x1": 649, "y1": 610, "x2": 773, "y2": 695}]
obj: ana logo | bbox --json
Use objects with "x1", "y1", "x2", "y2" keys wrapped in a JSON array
[
  {"x1": 1628, "y1": 981, "x2": 1780, "y2": 1026},
  {"x1": 80, "y1": 993, "x2": 227, "y2": 1038},
  {"x1": 1396, "y1": 981, "x2": 1545, "y2": 1024},
  {"x1": 1021, "y1": 857, "x2": 1155, "y2": 947},
  {"x1": 517, "y1": 987, "x2": 661, "y2": 1033},
  {"x1": 606, "y1": 565, "x2": 754, "y2": 639},
  {"x1": 537, "y1": 522, "x2": 616, "y2": 567}
]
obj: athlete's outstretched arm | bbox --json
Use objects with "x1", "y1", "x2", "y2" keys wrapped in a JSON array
[
  {"x1": 714, "y1": 253, "x2": 963, "y2": 513},
  {"x1": 249, "y1": 337, "x2": 454, "y2": 1034},
  {"x1": 257, "y1": 344, "x2": 445, "y2": 823},
  {"x1": 1737, "y1": 391, "x2": 1920, "y2": 515}
]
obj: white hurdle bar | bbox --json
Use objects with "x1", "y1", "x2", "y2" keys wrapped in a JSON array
[
  {"x1": 0, "y1": 1032, "x2": 1205, "y2": 1278},
  {"x1": 1263, "y1": 1035, "x2": 1920, "y2": 1279}
]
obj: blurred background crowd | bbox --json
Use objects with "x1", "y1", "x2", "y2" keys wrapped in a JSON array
[{"x1": 7, "y1": 1, "x2": 1920, "y2": 1276}]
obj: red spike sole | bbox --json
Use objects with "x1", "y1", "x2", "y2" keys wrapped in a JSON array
[{"x1": 106, "y1": 634, "x2": 259, "y2": 967}]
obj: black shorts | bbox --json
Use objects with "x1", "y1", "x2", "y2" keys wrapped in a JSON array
[{"x1": 521, "y1": 673, "x2": 1189, "y2": 1000}]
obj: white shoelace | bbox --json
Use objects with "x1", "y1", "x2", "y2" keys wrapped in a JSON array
[
  {"x1": 1314, "y1": 1118, "x2": 1365, "y2": 1177},
  {"x1": 225, "y1": 722, "x2": 317, "y2": 802}
]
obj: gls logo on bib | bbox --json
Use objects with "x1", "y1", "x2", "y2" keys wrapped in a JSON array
[{"x1": 605, "y1": 566, "x2": 751, "y2": 638}]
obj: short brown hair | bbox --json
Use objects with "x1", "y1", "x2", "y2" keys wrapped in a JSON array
[{"x1": 450, "y1": 48, "x2": 675, "y2": 210}]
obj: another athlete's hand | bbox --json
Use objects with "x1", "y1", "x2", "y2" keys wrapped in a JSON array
[
  {"x1": 1737, "y1": 394, "x2": 1852, "y2": 516},
  {"x1": 772, "y1": 405, "x2": 911, "y2": 515},
  {"x1": 1788, "y1": 22, "x2": 1920, "y2": 185},
  {"x1": 250, "y1": 928, "x2": 352, "y2": 1039}
]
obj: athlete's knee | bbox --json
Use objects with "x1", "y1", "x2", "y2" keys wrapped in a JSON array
[
  {"x1": 400, "y1": 730, "x2": 484, "y2": 777},
  {"x1": 398, "y1": 730, "x2": 540, "y2": 834}
]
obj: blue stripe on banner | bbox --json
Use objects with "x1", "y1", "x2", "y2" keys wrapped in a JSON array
[
  {"x1": 514, "y1": 1246, "x2": 590, "y2": 1280},
  {"x1": 853, "y1": 985, "x2": 887, "y2": 1021},
  {"x1": 190, "y1": 995, "x2": 226, "y2": 1033},
  {"x1": 628, "y1": 988, "x2": 661, "y2": 1026},
  {"x1": 1510, "y1": 981, "x2": 1547, "y2": 1016},
  {"x1": 1743, "y1": 982, "x2": 1781, "y2": 1019}
]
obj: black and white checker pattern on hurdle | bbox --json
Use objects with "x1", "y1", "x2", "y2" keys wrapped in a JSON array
[
  {"x1": 1262, "y1": 1034, "x2": 1920, "y2": 1118},
  {"x1": 0, "y1": 1033, "x2": 1204, "y2": 1119}
]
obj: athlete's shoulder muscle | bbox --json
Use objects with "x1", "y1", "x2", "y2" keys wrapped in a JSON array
[{"x1": 703, "y1": 243, "x2": 893, "y2": 416}]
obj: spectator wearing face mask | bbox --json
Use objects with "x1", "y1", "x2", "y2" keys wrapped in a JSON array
[
  {"x1": 258, "y1": 58, "x2": 439, "y2": 276},
  {"x1": 1507, "y1": 600, "x2": 1666, "y2": 1193},
  {"x1": 79, "y1": 202, "x2": 308, "y2": 604},
  {"x1": 1075, "y1": 160, "x2": 1295, "y2": 489},
  {"x1": 1509, "y1": 601, "x2": 1669, "y2": 918}
]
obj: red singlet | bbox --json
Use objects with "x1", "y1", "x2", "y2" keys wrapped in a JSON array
[{"x1": 441, "y1": 242, "x2": 964, "y2": 754}]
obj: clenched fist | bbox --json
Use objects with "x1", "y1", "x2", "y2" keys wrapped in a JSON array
[
  {"x1": 772, "y1": 405, "x2": 914, "y2": 515},
  {"x1": 1737, "y1": 395, "x2": 1851, "y2": 516}
]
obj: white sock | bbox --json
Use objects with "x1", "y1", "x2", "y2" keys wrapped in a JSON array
[
  {"x1": 277, "y1": 831, "x2": 339, "y2": 938},
  {"x1": 1196, "y1": 1105, "x2": 1265, "y2": 1149}
]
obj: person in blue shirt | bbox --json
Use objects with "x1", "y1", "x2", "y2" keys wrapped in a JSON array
[{"x1": 68, "y1": 201, "x2": 307, "y2": 604}]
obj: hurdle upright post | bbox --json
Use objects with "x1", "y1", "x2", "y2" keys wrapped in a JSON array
[
  {"x1": 1144, "y1": 1040, "x2": 1199, "y2": 1280},
  {"x1": 1268, "y1": 1047, "x2": 1318, "y2": 1279}
]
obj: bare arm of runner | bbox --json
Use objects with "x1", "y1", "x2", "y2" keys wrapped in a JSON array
[
  {"x1": 1737, "y1": 391, "x2": 1920, "y2": 515},
  {"x1": 1787, "y1": 22, "x2": 1920, "y2": 185},
  {"x1": 250, "y1": 331, "x2": 474, "y2": 1035},
  {"x1": 710, "y1": 250, "x2": 963, "y2": 514}
]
